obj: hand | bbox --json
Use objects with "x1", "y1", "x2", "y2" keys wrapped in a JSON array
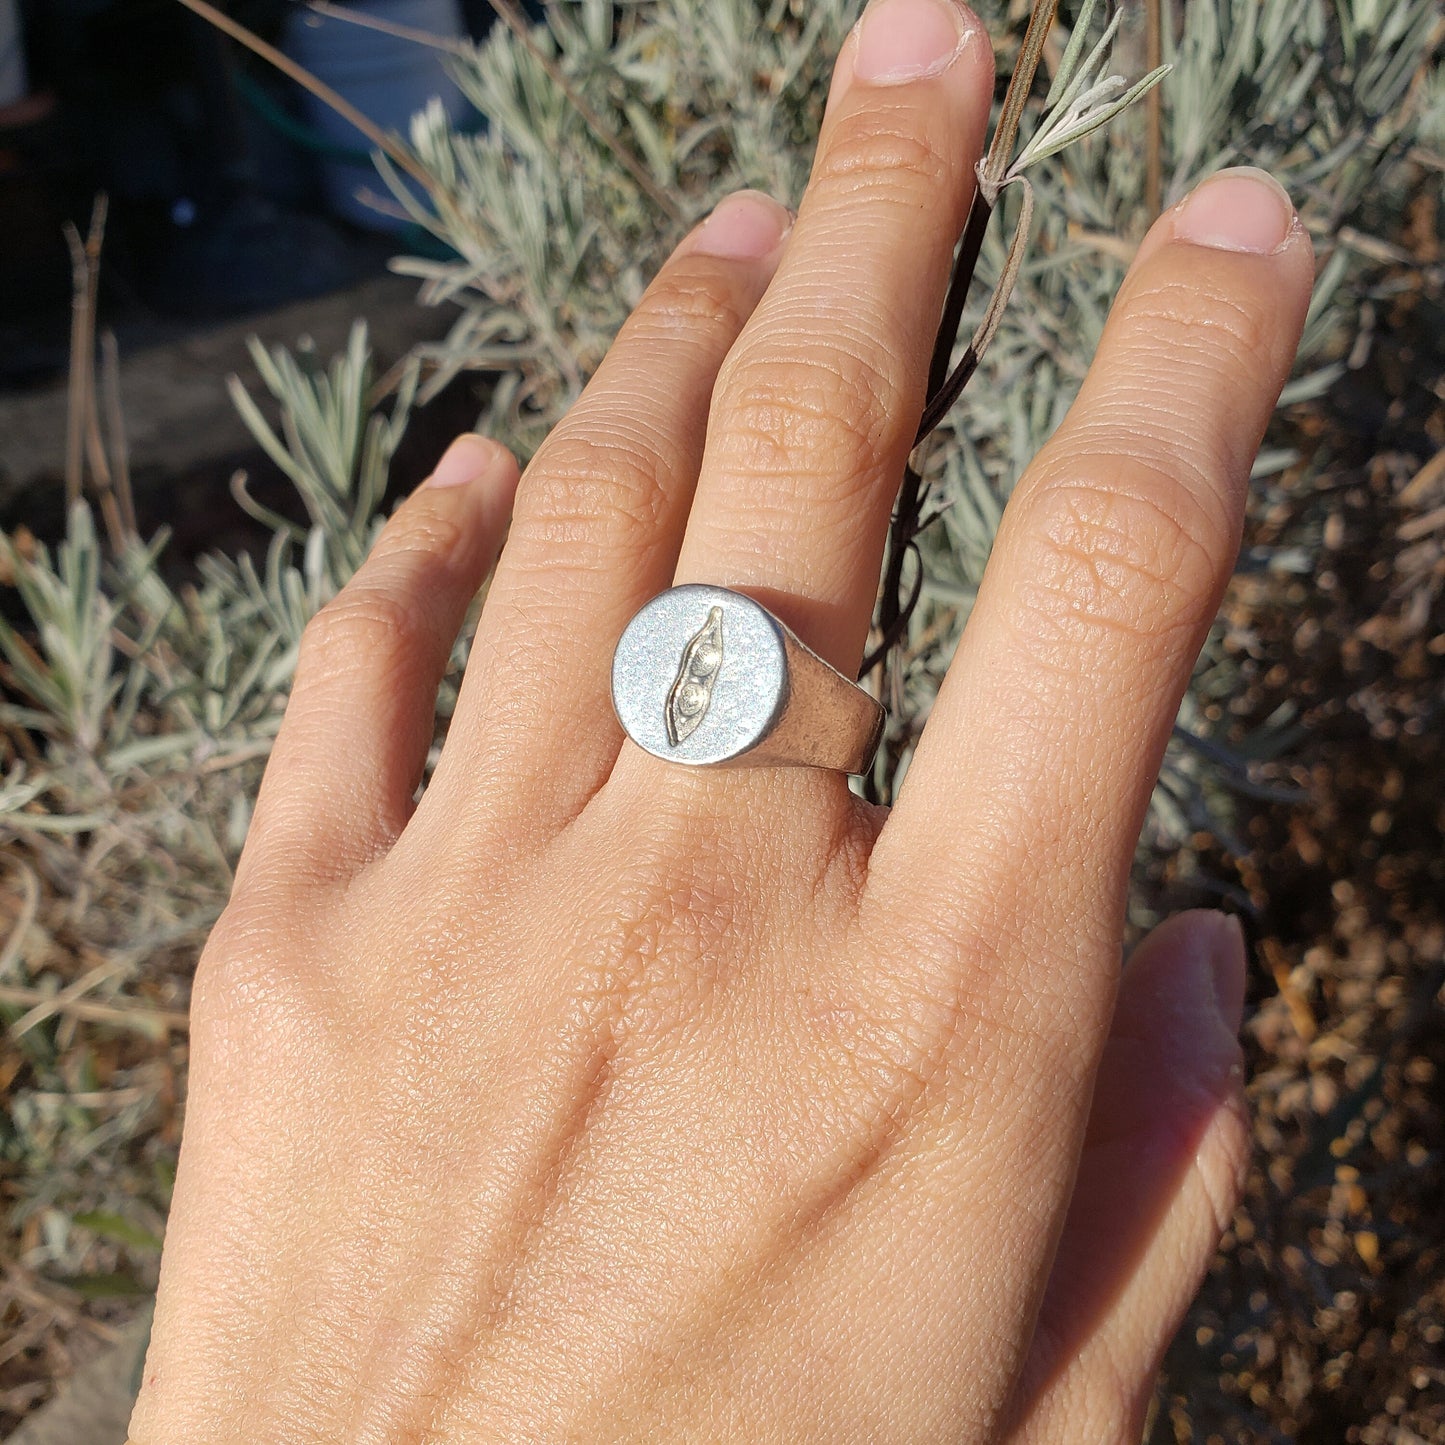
[{"x1": 128, "y1": 0, "x2": 1313, "y2": 1438}]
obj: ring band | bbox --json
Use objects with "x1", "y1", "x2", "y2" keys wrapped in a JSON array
[{"x1": 611, "y1": 585, "x2": 886, "y2": 774}]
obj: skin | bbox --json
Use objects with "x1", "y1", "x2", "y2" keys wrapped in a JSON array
[{"x1": 128, "y1": 2, "x2": 1315, "y2": 1440}]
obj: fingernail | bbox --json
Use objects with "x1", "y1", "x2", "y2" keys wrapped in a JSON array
[
  {"x1": 692, "y1": 190, "x2": 793, "y2": 260},
  {"x1": 1203, "y1": 913, "x2": 1247, "y2": 1035},
  {"x1": 426, "y1": 434, "x2": 502, "y2": 488},
  {"x1": 1175, "y1": 911, "x2": 1246, "y2": 1047},
  {"x1": 853, "y1": 0, "x2": 973, "y2": 85},
  {"x1": 1143, "y1": 911, "x2": 1246, "y2": 1073},
  {"x1": 1174, "y1": 167, "x2": 1296, "y2": 255}
]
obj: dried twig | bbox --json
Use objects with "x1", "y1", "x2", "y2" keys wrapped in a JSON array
[
  {"x1": 7, "y1": 960, "x2": 128, "y2": 1038},
  {"x1": 1261, "y1": 937, "x2": 1318, "y2": 1044},
  {"x1": 100, "y1": 331, "x2": 138, "y2": 545},
  {"x1": 1145, "y1": 0, "x2": 1163, "y2": 218},
  {"x1": 61, "y1": 198, "x2": 108, "y2": 514},
  {"x1": 0, "y1": 981, "x2": 189, "y2": 1037},
  {"x1": 0, "y1": 862, "x2": 40, "y2": 982},
  {"x1": 981, "y1": 0, "x2": 1060, "y2": 197},
  {"x1": 26, "y1": 1085, "x2": 153, "y2": 1110},
  {"x1": 305, "y1": 0, "x2": 463, "y2": 52},
  {"x1": 172, "y1": 0, "x2": 437, "y2": 194},
  {"x1": 60, "y1": 197, "x2": 134, "y2": 553},
  {"x1": 1400, "y1": 447, "x2": 1445, "y2": 508},
  {"x1": 1397, "y1": 503, "x2": 1445, "y2": 542},
  {"x1": 1, "y1": 1266, "x2": 126, "y2": 1339}
]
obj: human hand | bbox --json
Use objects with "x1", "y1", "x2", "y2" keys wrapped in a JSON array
[{"x1": 128, "y1": 0, "x2": 1313, "y2": 1438}]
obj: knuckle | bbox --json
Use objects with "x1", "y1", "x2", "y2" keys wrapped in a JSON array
[
  {"x1": 712, "y1": 337, "x2": 903, "y2": 513},
  {"x1": 372, "y1": 507, "x2": 468, "y2": 565},
  {"x1": 190, "y1": 893, "x2": 331, "y2": 1034},
  {"x1": 1010, "y1": 463, "x2": 1230, "y2": 658},
  {"x1": 635, "y1": 263, "x2": 753, "y2": 339},
  {"x1": 298, "y1": 584, "x2": 417, "y2": 681},
  {"x1": 812, "y1": 100, "x2": 951, "y2": 203},
  {"x1": 1123, "y1": 273, "x2": 1275, "y2": 374},
  {"x1": 571, "y1": 847, "x2": 744, "y2": 1060},
  {"x1": 513, "y1": 428, "x2": 671, "y2": 564}
]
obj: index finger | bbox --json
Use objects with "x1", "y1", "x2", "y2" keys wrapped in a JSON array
[
  {"x1": 871, "y1": 168, "x2": 1312, "y2": 964},
  {"x1": 844, "y1": 166, "x2": 1309, "y2": 1290},
  {"x1": 835, "y1": 167, "x2": 1311, "y2": 1412}
]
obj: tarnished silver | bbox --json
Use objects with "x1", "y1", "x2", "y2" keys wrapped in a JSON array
[
  {"x1": 611, "y1": 584, "x2": 885, "y2": 773},
  {"x1": 665, "y1": 605, "x2": 724, "y2": 745}
]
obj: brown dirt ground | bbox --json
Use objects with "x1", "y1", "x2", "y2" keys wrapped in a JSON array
[{"x1": 1150, "y1": 207, "x2": 1445, "y2": 1442}]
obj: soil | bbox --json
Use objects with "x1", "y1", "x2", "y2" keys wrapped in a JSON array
[{"x1": 1150, "y1": 218, "x2": 1445, "y2": 1442}]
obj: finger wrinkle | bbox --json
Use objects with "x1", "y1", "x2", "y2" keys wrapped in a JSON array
[
  {"x1": 518, "y1": 445, "x2": 675, "y2": 543},
  {"x1": 1006, "y1": 476, "x2": 1225, "y2": 644},
  {"x1": 1026, "y1": 443, "x2": 1236, "y2": 562},
  {"x1": 1112, "y1": 278, "x2": 1278, "y2": 373},
  {"x1": 809, "y1": 99, "x2": 960, "y2": 204},
  {"x1": 733, "y1": 300, "x2": 916, "y2": 392},
  {"x1": 1096, "y1": 330, "x2": 1273, "y2": 443},
  {"x1": 629, "y1": 277, "x2": 754, "y2": 339},
  {"x1": 714, "y1": 353, "x2": 900, "y2": 463}
]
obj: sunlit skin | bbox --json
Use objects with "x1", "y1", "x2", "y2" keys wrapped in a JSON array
[{"x1": 128, "y1": 1, "x2": 1313, "y2": 1440}]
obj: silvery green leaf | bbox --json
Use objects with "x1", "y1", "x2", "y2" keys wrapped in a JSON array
[
  {"x1": 1044, "y1": 5, "x2": 1123, "y2": 122},
  {"x1": 1043, "y1": 0, "x2": 1104, "y2": 109},
  {"x1": 1250, "y1": 448, "x2": 1301, "y2": 480},
  {"x1": 1279, "y1": 364, "x2": 1348, "y2": 407},
  {"x1": 1015, "y1": 67, "x2": 1170, "y2": 173}
]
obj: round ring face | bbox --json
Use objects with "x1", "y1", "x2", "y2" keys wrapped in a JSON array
[{"x1": 611, "y1": 585, "x2": 789, "y2": 766}]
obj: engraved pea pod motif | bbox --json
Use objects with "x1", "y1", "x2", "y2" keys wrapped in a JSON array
[{"x1": 665, "y1": 605, "x2": 724, "y2": 746}]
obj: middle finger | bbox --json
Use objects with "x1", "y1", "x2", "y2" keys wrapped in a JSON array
[{"x1": 671, "y1": 0, "x2": 992, "y2": 675}]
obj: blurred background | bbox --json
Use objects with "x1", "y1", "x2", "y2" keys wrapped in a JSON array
[
  {"x1": 1, "y1": 0, "x2": 522, "y2": 332},
  {"x1": 0, "y1": 2, "x2": 1442, "y2": 1442},
  {"x1": 0, "y1": 0, "x2": 533, "y2": 554}
]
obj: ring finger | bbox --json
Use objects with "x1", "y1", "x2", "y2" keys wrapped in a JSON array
[{"x1": 420, "y1": 191, "x2": 792, "y2": 838}]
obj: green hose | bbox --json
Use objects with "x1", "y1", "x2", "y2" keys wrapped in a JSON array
[
  {"x1": 234, "y1": 69, "x2": 376, "y2": 164},
  {"x1": 233, "y1": 67, "x2": 461, "y2": 258}
]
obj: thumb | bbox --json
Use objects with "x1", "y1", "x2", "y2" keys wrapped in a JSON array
[{"x1": 1007, "y1": 909, "x2": 1250, "y2": 1443}]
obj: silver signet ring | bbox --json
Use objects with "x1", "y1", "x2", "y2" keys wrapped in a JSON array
[{"x1": 611, "y1": 585, "x2": 886, "y2": 774}]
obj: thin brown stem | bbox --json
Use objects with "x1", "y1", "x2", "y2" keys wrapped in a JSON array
[
  {"x1": 865, "y1": 0, "x2": 1061, "y2": 802},
  {"x1": 0, "y1": 983, "x2": 189, "y2": 1035},
  {"x1": 62, "y1": 196, "x2": 124, "y2": 543},
  {"x1": 982, "y1": 0, "x2": 1060, "y2": 194},
  {"x1": 173, "y1": 0, "x2": 437, "y2": 195},
  {"x1": 864, "y1": 189, "x2": 993, "y2": 687},
  {"x1": 62, "y1": 227, "x2": 87, "y2": 512},
  {"x1": 306, "y1": 0, "x2": 466, "y2": 53},
  {"x1": 61, "y1": 200, "x2": 107, "y2": 512},
  {"x1": 65, "y1": 200, "x2": 134, "y2": 554},
  {"x1": 101, "y1": 331, "x2": 138, "y2": 546},
  {"x1": 78, "y1": 210, "x2": 123, "y2": 549},
  {"x1": 1145, "y1": 0, "x2": 1163, "y2": 219}
]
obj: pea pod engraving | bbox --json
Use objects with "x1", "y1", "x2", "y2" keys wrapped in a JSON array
[{"x1": 665, "y1": 606, "x2": 724, "y2": 746}]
